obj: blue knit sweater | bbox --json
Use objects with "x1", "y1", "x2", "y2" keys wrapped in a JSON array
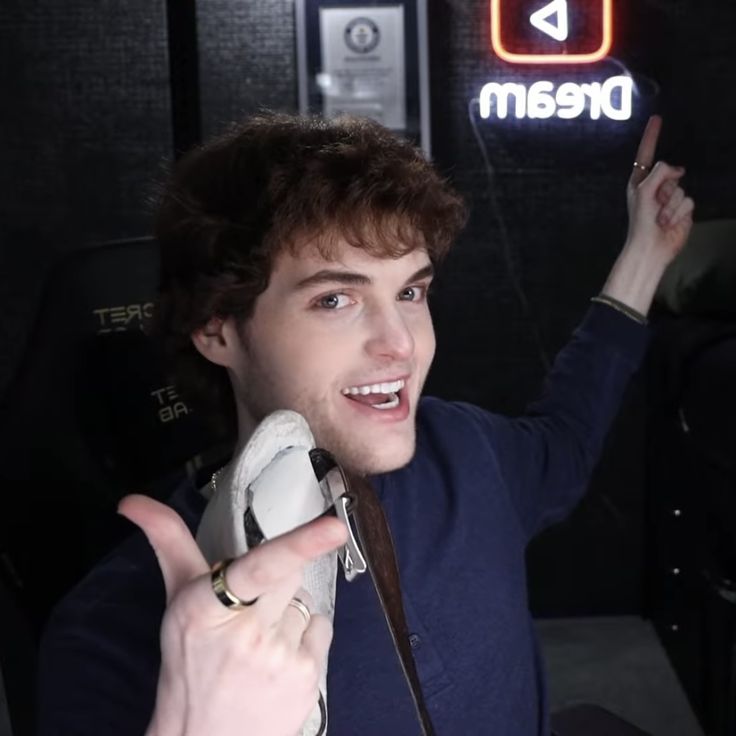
[{"x1": 38, "y1": 303, "x2": 649, "y2": 735}]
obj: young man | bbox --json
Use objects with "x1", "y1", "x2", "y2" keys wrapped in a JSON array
[{"x1": 38, "y1": 113, "x2": 693, "y2": 735}]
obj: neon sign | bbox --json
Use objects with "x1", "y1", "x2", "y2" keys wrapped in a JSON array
[
  {"x1": 479, "y1": 76, "x2": 632, "y2": 121},
  {"x1": 491, "y1": 0, "x2": 613, "y2": 64},
  {"x1": 480, "y1": 0, "x2": 631, "y2": 122}
]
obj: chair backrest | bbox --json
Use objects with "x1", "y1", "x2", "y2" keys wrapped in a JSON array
[
  {"x1": 551, "y1": 704, "x2": 651, "y2": 736},
  {"x1": 0, "y1": 237, "x2": 225, "y2": 630}
]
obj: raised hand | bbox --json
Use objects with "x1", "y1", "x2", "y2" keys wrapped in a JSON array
[
  {"x1": 625, "y1": 115, "x2": 694, "y2": 259},
  {"x1": 601, "y1": 116, "x2": 695, "y2": 315},
  {"x1": 119, "y1": 494, "x2": 348, "y2": 736}
]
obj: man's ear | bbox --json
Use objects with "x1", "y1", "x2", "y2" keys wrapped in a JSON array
[{"x1": 191, "y1": 316, "x2": 242, "y2": 368}]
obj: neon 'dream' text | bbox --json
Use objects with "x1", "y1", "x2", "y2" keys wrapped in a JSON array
[{"x1": 479, "y1": 75, "x2": 633, "y2": 121}]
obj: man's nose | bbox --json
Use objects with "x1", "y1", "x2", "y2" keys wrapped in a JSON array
[{"x1": 364, "y1": 304, "x2": 415, "y2": 362}]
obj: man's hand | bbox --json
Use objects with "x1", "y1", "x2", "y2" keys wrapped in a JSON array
[
  {"x1": 626, "y1": 115, "x2": 694, "y2": 258},
  {"x1": 601, "y1": 115, "x2": 695, "y2": 315},
  {"x1": 119, "y1": 494, "x2": 348, "y2": 736}
]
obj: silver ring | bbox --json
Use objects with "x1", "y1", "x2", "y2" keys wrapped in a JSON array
[
  {"x1": 211, "y1": 559, "x2": 259, "y2": 610},
  {"x1": 288, "y1": 597, "x2": 311, "y2": 626},
  {"x1": 633, "y1": 160, "x2": 649, "y2": 173}
]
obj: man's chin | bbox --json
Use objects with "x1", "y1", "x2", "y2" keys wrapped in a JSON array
[
  {"x1": 308, "y1": 409, "x2": 418, "y2": 475},
  {"x1": 337, "y1": 440, "x2": 416, "y2": 477}
]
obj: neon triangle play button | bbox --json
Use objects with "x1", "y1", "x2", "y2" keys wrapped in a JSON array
[{"x1": 529, "y1": 0, "x2": 569, "y2": 42}]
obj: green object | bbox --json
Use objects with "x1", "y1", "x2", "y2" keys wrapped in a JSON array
[{"x1": 656, "y1": 219, "x2": 736, "y2": 318}]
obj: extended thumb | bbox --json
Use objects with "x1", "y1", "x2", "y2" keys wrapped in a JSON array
[{"x1": 118, "y1": 494, "x2": 208, "y2": 603}]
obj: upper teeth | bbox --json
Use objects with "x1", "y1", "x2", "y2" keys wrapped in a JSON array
[{"x1": 342, "y1": 379, "x2": 405, "y2": 396}]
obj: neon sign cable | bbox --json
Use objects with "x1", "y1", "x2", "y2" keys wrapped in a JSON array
[{"x1": 465, "y1": 94, "x2": 553, "y2": 372}]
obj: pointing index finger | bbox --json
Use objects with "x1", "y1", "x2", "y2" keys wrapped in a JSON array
[{"x1": 631, "y1": 115, "x2": 662, "y2": 186}]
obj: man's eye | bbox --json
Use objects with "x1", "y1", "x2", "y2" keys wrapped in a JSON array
[
  {"x1": 398, "y1": 285, "x2": 428, "y2": 302},
  {"x1": 316, "y1": 293, "x2": 352, "y2": 310}
]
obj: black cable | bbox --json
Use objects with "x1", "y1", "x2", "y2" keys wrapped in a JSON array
[{"x1": 467, "y1": 97, "x2": 552, "y2": 372}]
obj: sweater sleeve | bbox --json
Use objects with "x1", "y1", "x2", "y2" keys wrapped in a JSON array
[
  {"x1": 464, "y1": 302, "x2": 650, "y2": 539},
  {"x1": 36, "y1": 481, "x2": 206, "y2": 735},
  {"x1": 36, "y1": 533, "x2": 165, "y2": 736}
]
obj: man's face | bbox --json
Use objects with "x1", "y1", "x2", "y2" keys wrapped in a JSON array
[{"x1": 226, "y1": 238, "x2": 436, "y2": 475}]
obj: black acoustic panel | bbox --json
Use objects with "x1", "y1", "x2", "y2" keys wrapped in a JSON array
[
  {"x1": 0, "y1": 0, "x2": 172, "y2": 396},
  {"x1": 197, "y1": 0, "x2": 298, "y2": 138},
  {"x1": 0, "y1": 0, "x2": 172, "y2": 240}
]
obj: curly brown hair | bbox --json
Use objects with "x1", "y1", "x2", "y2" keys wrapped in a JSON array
[{"x1": 153, "y1": 112, "x2": 468, "y2": 437}]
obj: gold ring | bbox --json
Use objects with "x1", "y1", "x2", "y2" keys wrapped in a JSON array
[
  {"x1": 211, "y1": 559, "x2": 259, "y2": 610},
  {"x1": 287, "y1": 597, "x2": 311, "y2": 626},
  {"x1": 633, "y1": 161, "x2": 649, "y2": 173}
]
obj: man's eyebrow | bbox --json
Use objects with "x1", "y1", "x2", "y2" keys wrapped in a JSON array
[
  {"x1": 293, "y1": 263, "x2": 434, "y2": 291},
  {"x1": 407, "y1": 264, "x2": 435, "y2": 283},
  {"x1": 294, "y1": 270, "x2": 371, "y2": 290}
]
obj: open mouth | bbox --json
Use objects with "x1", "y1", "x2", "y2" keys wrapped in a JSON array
[{"x1": 341, "y1": 379, "x2": 405, "y2": 411}]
